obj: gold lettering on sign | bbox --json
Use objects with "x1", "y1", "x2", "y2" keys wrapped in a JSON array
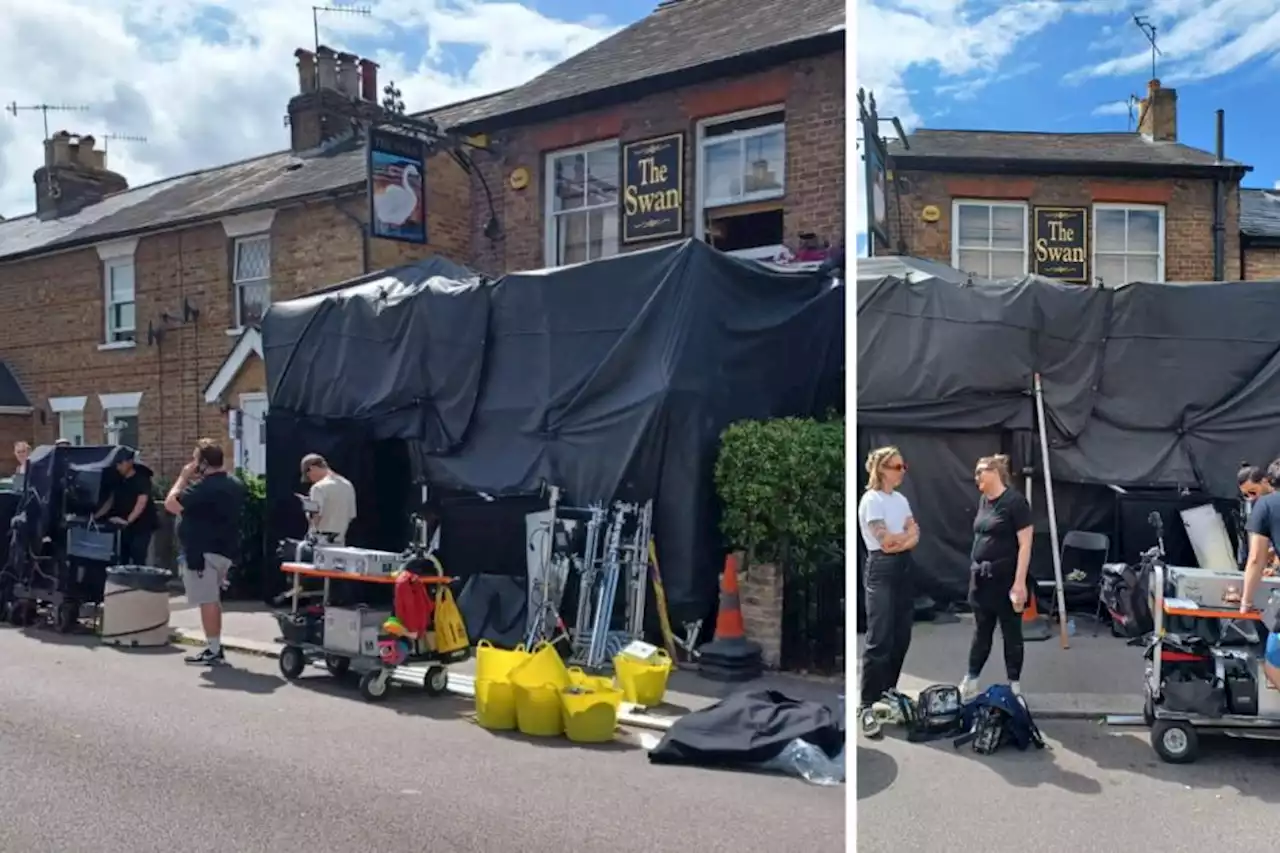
[
  {"x1": 1034, "y1": 219, "x2": 1087, "y2": 265},
  {"x1": 623, "y1": 155, "x2": 681, "y2": 214}
]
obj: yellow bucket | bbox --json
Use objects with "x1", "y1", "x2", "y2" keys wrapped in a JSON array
[
  {"x1": 514, "y1": 682, "x2": 564, "y2": 737},
  {"x1": 510, "y1": 641, "x2": 570, "y2": 692},
  {"x1": 475, "y1": 640, "x2": 530, "y2": 683},
  {"x1": 474, "y1": 678, "x2": 517, "y2": 731},
  {"x1": 613, "y1": 649, "x2": 673, "y2": 707},
  {"x1": 561, "y1": 684, "x2": 624, "y2": 744},
  {"x1": 567, "y1": 666, "x2": 615, "y2": 693}
]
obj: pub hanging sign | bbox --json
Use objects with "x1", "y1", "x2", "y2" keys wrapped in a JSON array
[
  {"x1": 1033, "y1": 207, "x2": 1088, "y2": 283},
  {"x1": 621, "y1": 132, "x2": 684, "y2": 243}
]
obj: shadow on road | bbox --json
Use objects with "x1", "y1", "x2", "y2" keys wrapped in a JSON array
[
  {"x1": 856, "y1": 747, "x2": 897, "y2": 800},
  {"x1": 199, "y1": 664, "x2": 285, "y2": 694},
  {"x1": 1061, "y1": 722, "x2": 1280, "y2": 803},
  {"x1": 7, "y1": 622, "x2": 181, "y2": 655}
]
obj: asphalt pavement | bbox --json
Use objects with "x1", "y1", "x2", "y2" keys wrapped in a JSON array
[
  {"x1": 858, "y1": 719, "x2": 1280, "y2": 852},
  {"x1": 0, "y1": 626, "x2": 845, "y2": 853}
]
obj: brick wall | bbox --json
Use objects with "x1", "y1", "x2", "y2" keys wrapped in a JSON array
[
  {"x1": 467, "y1": 51, "x2": 845, "y2": 275},
  {"x1": 887, "y1": 171, "x2": 1242, "y2": 282},
  {"x1": 1243, "y1": 246, "x2": 1280, "y2": 280},
  {"x1": 740, "y1": 560, "x2": 783, "y2": 669},
  {"x1": 0, "y1": 150, "x2": 472, "y2": 476}
]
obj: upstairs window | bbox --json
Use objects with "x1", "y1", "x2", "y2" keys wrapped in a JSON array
[
  {"x1": 1092, "y1": 204, "x2": 1165, "y2": 286},
  {"x1": 233, "y1": 234, "x2": 271, "y2": 328},
  {"x1": 697, "y1": 108, "x2": 787, "y2": 260},
  {"x1": 952, "y1": 200, "x2": 1028, "y2": 279},
  {"x1": 104, "y1": 258, "x2": 136, "y2": 344},
  {"x1": 545, "y1": 141, "x2": 620, "y2": 266}
]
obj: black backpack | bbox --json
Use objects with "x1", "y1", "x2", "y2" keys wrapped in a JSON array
[{"x1": 1100, "y1": 562, "x2": 1153, "y2": 639}]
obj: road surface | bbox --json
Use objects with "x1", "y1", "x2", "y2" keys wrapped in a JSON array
[
  {"x1": 858, "y1": 719, "x2": 1280, "y2": 852},
  {"x1": 0, "y1": 626, "x2": 844, "y2": 853}
]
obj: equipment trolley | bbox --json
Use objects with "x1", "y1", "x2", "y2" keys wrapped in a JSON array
[
  {"x1": 1143, "y1": 558, "x2": 1280, "y2": 764},
  {"x1": 276, "y1": 562, "x2": 470, "y2": 703}
]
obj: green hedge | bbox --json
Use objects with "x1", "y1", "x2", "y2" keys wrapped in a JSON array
[{"x1": 714, "y1": 416, "x2": 845, "y2": 567}]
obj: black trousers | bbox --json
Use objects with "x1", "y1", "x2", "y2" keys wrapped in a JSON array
[
  {"x1": 967, "y1": 581, "x2": 1024, "y2": 681},
  {"x1": 120, "y1": 528, "x2": 153, "y2": 566},
  {"x1": 860, "y1": 551, "x2": 914, "y2": 706}
]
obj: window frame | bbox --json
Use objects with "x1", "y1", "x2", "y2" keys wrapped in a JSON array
[
  {"x1": 231, "y1": 232, "x2": 272, "y2": 330},
  {"x1": 693, "y1": 105, "x2": 787, "y2": 259},
  {"x1": 1091, "y1": 202, "x2": 1167, "y2": 287},
  {"x1": 103, "y1": 256, "x2": 137, "y2": 345},
  {"x1": 49, "y1": 396, "x2": 87, "y2": 446},
  {"x1": 950, "y1": 199, "x2": 1030, "y2": 279},
  {"x1": 542, "y1": 139, "x2": 621, "y2": 268}
]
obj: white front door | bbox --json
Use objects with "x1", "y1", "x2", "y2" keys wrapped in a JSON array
[{"x1": 236, "y1": 393, "x2": 268, "y2": 476}]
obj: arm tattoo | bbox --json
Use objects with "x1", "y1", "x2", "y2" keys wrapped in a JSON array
[{"x1": 868, "y1": 520, "x2": 890, "y2": 543}]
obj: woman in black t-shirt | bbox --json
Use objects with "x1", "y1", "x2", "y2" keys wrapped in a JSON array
[{"x1": 959, "y1": 454, "x2": 1034, "y2": 701}]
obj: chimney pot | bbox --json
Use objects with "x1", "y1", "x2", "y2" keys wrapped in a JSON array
[
  {"x1": 335, "y1": 52, "x2": 359, "y2": 98},
  {"x1": 295, "y1": 47, "x2": 318, "y2": 94},
  {"x1": 315, "y1": 45, "x2": 337, "y2": 91},
  {"x1": 359, "y1": 58, "x2": 379, "y2": 102}
]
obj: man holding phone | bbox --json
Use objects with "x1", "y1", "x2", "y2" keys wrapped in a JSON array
[
  {"x1": 165, "y1": 441, "x2": 245, "y2": 667},
  {"x1": 300, "y1": 453, "x2": 356, "y2": 545}
]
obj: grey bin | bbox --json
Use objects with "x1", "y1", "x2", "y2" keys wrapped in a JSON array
[{"x1": 100, "y1": 565, "x2": 172, "y2": 648}]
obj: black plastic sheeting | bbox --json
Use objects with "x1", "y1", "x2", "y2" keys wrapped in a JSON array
[
  {"x1": 263, "y1": 240, "x2": 844, "y2": 624},
  {"x1": 857, "y1": 260, "x2": 1276, "y2": 600}
]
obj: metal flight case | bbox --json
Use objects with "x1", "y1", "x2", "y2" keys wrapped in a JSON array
[{"x1": 0, "y1": 444, "x2": 134, "y2": 633}]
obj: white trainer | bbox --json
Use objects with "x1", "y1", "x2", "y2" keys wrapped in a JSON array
[{"x1": 959, "y1": 676, "x2": 980, "y2": 701}]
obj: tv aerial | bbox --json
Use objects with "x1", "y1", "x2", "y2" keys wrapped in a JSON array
[
  {"x1": 5, "y1": 102, "x2": 90, "y2": 140},
  {"x1": 311, "y1": 4, "x2": 371, "y2": 53},
  {"x1": 1133, "y1": 14, "x2": 1163, "y2": 80},
  {"x1": 102, "y1": 133, "x2": 147, "y2": 157}
]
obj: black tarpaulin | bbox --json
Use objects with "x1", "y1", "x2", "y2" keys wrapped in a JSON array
[
  {"x1": 858, "y1": 264, "x2": 1280, "y2": 598},
  {"x1": 648, "y1": 689, "x2": 844, "y2": 768},
  {"x1": 263, "y1": 240, "x2": 844, "y2": 624}
]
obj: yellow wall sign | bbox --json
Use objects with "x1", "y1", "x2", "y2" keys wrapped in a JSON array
[
  {"x1": 621, "y1": 132, "x2": 684, "y2": 243},
  {"x1": 921, "y1": 205, "x2": 940, "y2": 223},
  {"x1": 508, "y1": 167, "x2": 530, "y2": 191}
]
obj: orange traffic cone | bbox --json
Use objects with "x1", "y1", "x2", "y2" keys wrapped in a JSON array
[
  {"x1": 1022, "y1": 589, "x2": 1052, "y2": 642},
  {"x1": 699, "y1": 553, "x2": 764, "y2": 682},
  {"x1": 713, "y1": 553, "x2": 746, "y2": 641}
]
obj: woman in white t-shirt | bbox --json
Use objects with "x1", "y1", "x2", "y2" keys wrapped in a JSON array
[{"x1": 857, "y1": 445, "x2": 918, "y2": 738}]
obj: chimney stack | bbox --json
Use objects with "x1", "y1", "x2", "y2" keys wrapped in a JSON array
[
  {"x1": 33, "y1": 130, "x2": 129, "y2": 220},
  {"x1": 287, "y1": 45, "x2": 380, "y2": 154},
  {"x1": 1137, "y1": 79, "x2": 1177, "y2": 143}
]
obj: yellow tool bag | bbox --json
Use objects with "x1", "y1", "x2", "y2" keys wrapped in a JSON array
[{"x1": 433, "y1": 584, "x2": 470, "y2": 655}]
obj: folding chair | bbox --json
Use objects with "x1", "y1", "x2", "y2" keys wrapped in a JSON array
[{"x1": 1036, "y1": 530, "x2": 1110, "y2": 635}]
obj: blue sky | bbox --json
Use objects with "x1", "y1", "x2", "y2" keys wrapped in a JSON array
[{"x1": 856, "y1": 0, "x2": 1280, "y2": 253}]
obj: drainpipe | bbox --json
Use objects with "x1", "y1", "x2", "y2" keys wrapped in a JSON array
[
  {"x1": 1212, "y1": 109, "x2": 1225, "y2": 282},
  {"x1": 332, "y1": 194, "x2": 371, "y2": 274}
]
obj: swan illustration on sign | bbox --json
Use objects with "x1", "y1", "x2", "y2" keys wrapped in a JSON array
[{"x1": 368, "y1": 128, "x2": 427, "y2": 244}]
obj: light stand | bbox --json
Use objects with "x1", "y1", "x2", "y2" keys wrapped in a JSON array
[{"x1": 525, "y1": 485, "x2": 568, "y2": 648}]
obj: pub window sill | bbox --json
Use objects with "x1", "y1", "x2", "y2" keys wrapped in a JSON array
[{"x1": 97, "y1": 340, "x2": 136, "y2": 352}]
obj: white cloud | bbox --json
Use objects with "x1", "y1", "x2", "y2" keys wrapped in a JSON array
[
  {"x1": 854, "y1": 0, "x2": 1068, "y2": 252},
  {"x1": 0, "y1": 0, "x2": 619, "y2": 218},
  {"x1": 1092, "y1": 100, "x2": 1132, "y2": 116},
  {"x1": 1069, "y1": 0, "x2": 1280, "y2": 85}
]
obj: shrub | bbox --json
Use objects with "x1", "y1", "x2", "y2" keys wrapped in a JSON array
[
  {"x1": 237, "y1": 470, "x2": 267, "y2": 578},
  {"x1": 714, "y1": 416, "x2": 845, "y2": 568}
]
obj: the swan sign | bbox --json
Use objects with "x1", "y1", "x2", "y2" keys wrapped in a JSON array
[
  {"x1": 621, "y1": 132, "x2": 685, "y2": 244},
  {"x1": 367, "y1": 128, "x2": 427, "y2": 245}
]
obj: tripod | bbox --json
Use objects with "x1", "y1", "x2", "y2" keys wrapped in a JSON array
[{"x1": 525, "y1": 485, "x2": 569, "y2": 648}]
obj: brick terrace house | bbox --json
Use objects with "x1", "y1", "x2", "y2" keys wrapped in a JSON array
[
  {"x1": 882, "y1": 80, "x2": 1260, "y2": 286},
  {"x1": 0, "y1": 50, "x2": 495, "y2": 477},
  {"x1": 1242, "y1": 188, "x2": 1280, "y2": 279},
  {"x1": 0, "y1": 0, "x2": 847, "y2": 486},
  {"x1": 448, "y1": 0, "x2": 846, "y2": 273}
]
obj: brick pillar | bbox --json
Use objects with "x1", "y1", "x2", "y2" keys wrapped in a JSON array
[{"x1": 741, "y1": 561, "x2": 783, "y2": 669}]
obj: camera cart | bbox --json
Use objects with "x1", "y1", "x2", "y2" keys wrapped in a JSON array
[
  {"x1": 1141, "y1": 558, "x2": 1280, "y2": 764},
  {"x1": 275, "y1": 562, "x2": 471, "y2": 703},
  {"x1": 7, "y1": 518, "x2": 121, "y2": 633}
]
